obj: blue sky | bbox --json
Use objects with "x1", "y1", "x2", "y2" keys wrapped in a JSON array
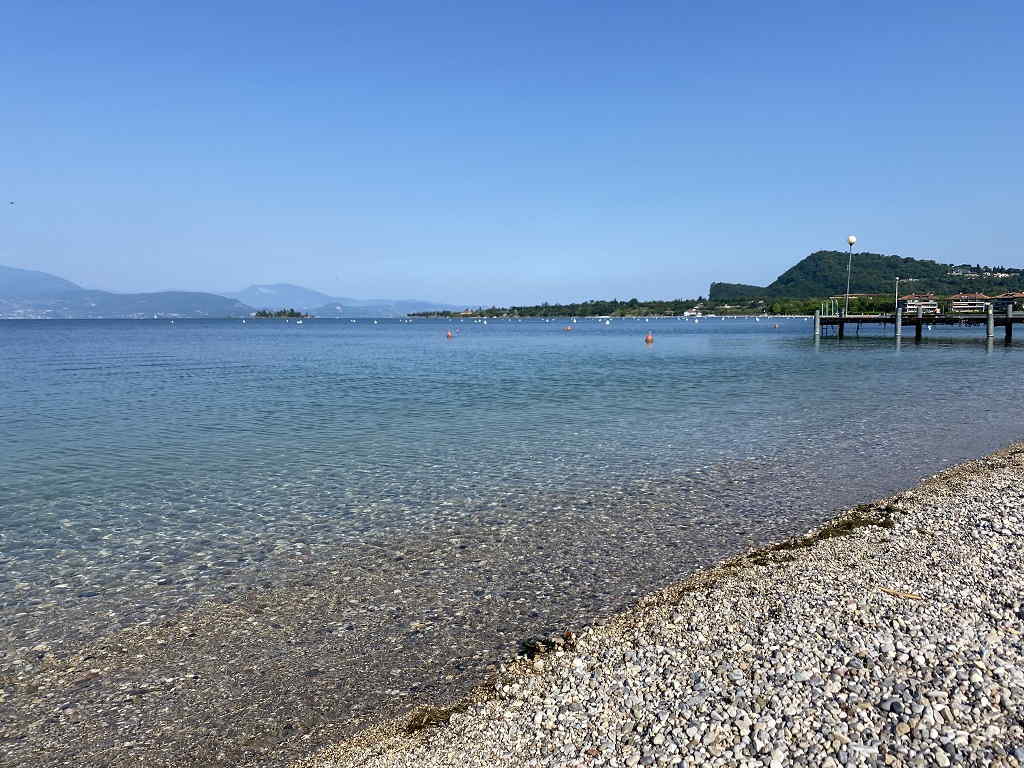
[{"x1": 2, "y1": 0, "x2": 1021, "y2": 304}]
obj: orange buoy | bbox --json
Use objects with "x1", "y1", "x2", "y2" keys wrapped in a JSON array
[
  {"x1": 563, "y1": 325, "x2": 574, "y2": 332},
  {"x1": 644, "y1": 331, "x2": 654, "y2": 344},
  {"x1": 446, "y1": 330, "x2": 453, "y2": 339}
]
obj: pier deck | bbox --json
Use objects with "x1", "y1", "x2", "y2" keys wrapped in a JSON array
[{"x1": 814, "y1": 306, "x2": 1021, "y2": 341}]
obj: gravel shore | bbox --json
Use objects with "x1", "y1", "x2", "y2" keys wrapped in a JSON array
[
  {"x1": 0, "y1": 466, "x2": 829, "y2": 768},
  {"x1": 299, "y1": 444, "x2": 1024, "y2": 768}
]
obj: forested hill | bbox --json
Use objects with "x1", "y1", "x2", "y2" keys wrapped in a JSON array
[{"x1": 710, "y1": 251, "x2": 1024, "y2": 300}]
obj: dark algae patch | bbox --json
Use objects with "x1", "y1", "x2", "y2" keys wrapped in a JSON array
[
  {"x1": 740, "y1": 502, "x2": 898, "y2": 569},
  {"x1": 770, "y1": 503, "x2": 896, "y2": 551},
  {"x1": 518, "y1": 631, "x2": 578, "y2": 660},
  {"x1": 405, "y1": 703, "x2": 470, "y2": 734}
]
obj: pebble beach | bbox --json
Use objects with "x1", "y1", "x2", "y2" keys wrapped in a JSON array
[{"x1": 300, "y1": 443, "x2": 1024, "y2": 768}]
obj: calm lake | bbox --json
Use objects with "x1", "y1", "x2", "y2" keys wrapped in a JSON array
[{"x1": 2, "y1": 316, "x2": 1022, "y2": 654}]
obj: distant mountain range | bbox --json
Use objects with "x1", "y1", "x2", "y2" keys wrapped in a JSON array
[
  {"x1": 0, "y1": 289, "x2": 253, "y2": 319},
  {"x1": 0, "y1": 266, "x2": 461, "y2": 319},
  {"x1": 710, "y1": 251, "x2": 1024, "y2": 301},
  {"x1": 0, "y1": 266, "x2": 251, "y2": 319}
]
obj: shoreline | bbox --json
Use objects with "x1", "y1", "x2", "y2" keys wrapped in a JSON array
[
  {"x1": 298, "y1": 443, "x2": 1024, "y2": 768},
  {"x1": 3, "y1": 444, "x2": 1023, "y2": 767},
  {"x1": 2, "y1": 458, "x2": 843, "y2": 768}
]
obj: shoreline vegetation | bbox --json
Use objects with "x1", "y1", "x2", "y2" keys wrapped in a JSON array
[
  {"x1": 253, "y1": 308, "x2": 310, "y2": 318},
  {"x1": 412, "y1": 251, "x2": 1024, "y2": 319},
  {"x1": 301, "y1": 444, "x2": 1024, "y2": 768},
  {"x1": 410, "y1": 297, "x2": 841, "y2": 318},
  {"x1": 408, "y1": 295, "x2": 939, "y2": 319}
]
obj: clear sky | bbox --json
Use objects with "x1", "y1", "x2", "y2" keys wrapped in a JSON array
[{"x1": 2, "y1": 0, "x2": 1021, "y2": 304}]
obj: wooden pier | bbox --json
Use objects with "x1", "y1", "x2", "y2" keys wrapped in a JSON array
[{"x1": 813, "y1": 304, "x2": 1021, "y2": 342}]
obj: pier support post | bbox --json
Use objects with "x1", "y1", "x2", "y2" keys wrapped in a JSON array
[
  {"x1": 895, "y1": 307, "x2": 902, "y2": 338},
  {"x1": 915, "y1": 307, "x2": 923, "y2": 342},
  {"x1": 1006, "y1": 307, "x2": 1014, "y2": 342},
  {"x1": 813, "y1": 309, "x2": 821, "y2": 338},
  {"x1": 987, "y1": 304, "x2": 995, "y2": 338},
  {"x1": 837, "y1": 310, "x2": 845, "y2": 339}
]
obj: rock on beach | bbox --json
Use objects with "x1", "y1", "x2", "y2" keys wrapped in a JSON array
[{"x1": 298, "y1": 445, "x2": 1024, "y2": 768}]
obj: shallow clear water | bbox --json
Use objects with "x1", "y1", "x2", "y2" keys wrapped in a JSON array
[{"x1": 2, "y1": 316, "x2": 1022, "y2": 650}]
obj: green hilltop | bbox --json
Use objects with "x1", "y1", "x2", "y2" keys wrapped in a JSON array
[{"x1": 710, "y1": 251, "x2": 1024, "y2": 300}]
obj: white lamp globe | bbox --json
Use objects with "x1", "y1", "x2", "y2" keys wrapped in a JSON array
[{"x1": 848, "y1": 235, "x2": 857, "y2": 246}]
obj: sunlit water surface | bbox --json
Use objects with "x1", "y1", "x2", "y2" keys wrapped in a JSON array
[{"x1": 2, "y1": 316, "x2": 1022, "y2": 649}]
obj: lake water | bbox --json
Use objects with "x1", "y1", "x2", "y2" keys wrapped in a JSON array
[{"x1": 2, "y1": 316, "x2": 1023, "y2": 653}]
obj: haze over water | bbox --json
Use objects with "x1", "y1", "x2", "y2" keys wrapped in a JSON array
[{"x1": 2, "y1": 316, "x2": 1023, "y2": 654}]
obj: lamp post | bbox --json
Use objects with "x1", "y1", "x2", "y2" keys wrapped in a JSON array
[
  {"x1": 894, "y1": 276, "x2": 900, "y2": 312},
  {"x1": 844, "y1": 235, "x2": 857, "y2": 316}
]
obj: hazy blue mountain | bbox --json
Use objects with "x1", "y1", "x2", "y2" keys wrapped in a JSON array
[
  {"x1": 0, "y1": 290, "x2": 251, "y2": 319},
  {"x1": 0, "y1": 265, "x2": 83, "y2": 297},
  {"x1": 0, "y1": 267, "x2": 462, "y2": 318},
  {"x1": 0, "y1": 267, "x2": 463, "y2": 318},
  {"x1": 310, "y1": 299, "x2": 463, "y2": 317},
  {"x1": 224, "y1": 283, "x2": 337, "y2": 311},
  {"x1": 0, "y1": 265, "x2": 253, "y2": 318}
]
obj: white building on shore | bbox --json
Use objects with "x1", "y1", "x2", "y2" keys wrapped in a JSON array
[
  {"x1": 949, "y1": 293, "x2": 991, "y2": 313},
  {"x1": 898, "y1": 293, "x2": 940, "y2": 314}
]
